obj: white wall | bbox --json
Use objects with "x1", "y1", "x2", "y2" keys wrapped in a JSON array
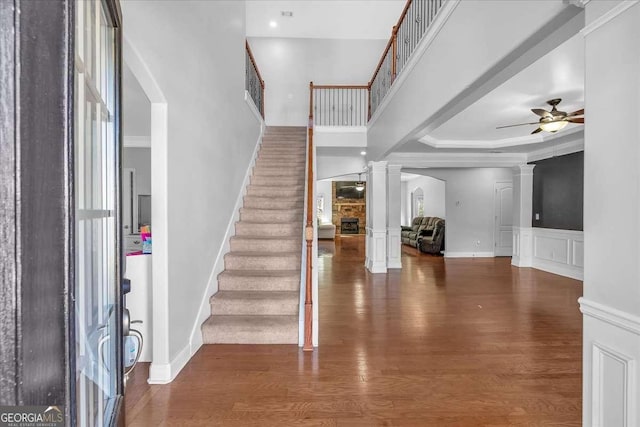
[
  {"x1": 317, "y1": 154, "x2": 366, "y2": 180},
  {"x1": 247, "y1": 37, "x2": 387, "y2": 126},
  {"x1": 123, "y1": 64, "x2": 151, "y2": 138},
  {"x1": 316, "y1": 180, "x2": 332, "y2": 224},
  {"x1": 404, "y1": 175, "x2": 446, "y2": 225},
  {"x1": 123, "y1": 147, "x2": 151, "y2": 197},
  {"x1": 414, "y1": 168, "x2": 513, "y2": 256},
  {"x1": 314, "y1": 129, "x2": 367, "y2": 147},
  {"x1": 122, "y1": 1, "x2": 261, "y2": 379},
  {"x1": 581, "y1": 2, "x2": 640, "y2": 425},
  {"x1": 400, "y1": 181, "x2": 408, "y2": 225},
  {"x1": 246, "y1": 1, "x2": 405, "y2": 40}
]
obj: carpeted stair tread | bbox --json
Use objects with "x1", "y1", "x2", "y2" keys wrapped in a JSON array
[
  {"x1": 235, "y1": 222, "x2": 300, "y2": 237},
  {"x1": 243, "y1": 197, "x2": 303, "y2": 210},
  {"x1": 202, "y1": 125, "x2": 306, "y2": 346},
  {"x1": 202, "y1": 315, "x2": 298, "y2": 344},
  {"x1": 209, "y1": 291, "x2": 299, "y2": 316},
  {"x1": 218, "y1": 270, "x2": 300, "y2": 291},
  {"x1": 224, "y1": 251, "x2": 301, "y2": 270},
  {"x1": 250, "y1": 177, "x2": 303, "y2": 186},
  {"x1": 239, "y1": 208, "x2": 302, "y2": 223},
  {"x1": 230, "y1": 235, "x2": 300, "y2": 249}
]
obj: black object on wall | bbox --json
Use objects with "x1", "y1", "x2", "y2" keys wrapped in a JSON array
[{"x1": 530, "y1": 151, "x2": 584, "y2": 231}]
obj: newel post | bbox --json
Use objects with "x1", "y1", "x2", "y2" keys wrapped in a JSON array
[{"x1": 303, "y1": 81, "x2": 314, "y2": 352}]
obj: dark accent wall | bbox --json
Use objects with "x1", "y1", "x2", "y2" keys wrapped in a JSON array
[{"x1": 530, "y1": 151, "x2": 584, "y2": 231}]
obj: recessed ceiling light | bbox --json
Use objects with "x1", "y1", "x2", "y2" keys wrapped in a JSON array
[
  {"x1": 269, "y1": 21, "x2": 277, "y2": 28},
  {"x1": 360, "y1": 151, "x2": 366, "y2": 156}
]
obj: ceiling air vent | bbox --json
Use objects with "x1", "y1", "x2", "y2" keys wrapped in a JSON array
[{"x1": 281, "y1": 11, "x2": 293, "y2": 17}]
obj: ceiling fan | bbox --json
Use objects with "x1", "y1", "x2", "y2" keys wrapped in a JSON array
[
  {"x1": 341, "y1": 174, "x2": 366, "y2": 191},
  {"x1": 496, "y1": 98, "x2": 584, "y2": 134}
]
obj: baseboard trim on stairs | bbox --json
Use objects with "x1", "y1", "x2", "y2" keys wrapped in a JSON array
[
  {"x1": 188, "y1": 107, "x2": 265, "y2": 355},
  {"x1": 147, "y1": 343, "x2": 191, "y2": 384}
]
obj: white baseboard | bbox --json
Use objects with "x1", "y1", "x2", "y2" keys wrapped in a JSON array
[
  {"x1": 580, "y1": 297, "x2": 640, "y2": 426},
  {"x1": 532, "y1": 258, "x2": 583, "y2": 281},
  {"x1": 368, "y1": 264, "x2": 388, "y2": 273},
  {"x1": 148, "y1": 343, "x2": 191, "y2": 384},
  {"x1": 444, "y1": 251, "x2": 494, "y2": 258},
  {"x1": 187, "y1": 101, "x2": 265, "y2": 359}
]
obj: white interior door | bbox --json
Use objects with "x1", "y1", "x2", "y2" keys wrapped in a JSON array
[{"x1": 494, "y1": 182, "x2": 513, "y2": 256}]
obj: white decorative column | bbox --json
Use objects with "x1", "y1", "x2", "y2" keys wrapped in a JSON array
[
  {"x1": 580, "y1": 2, "x2": 640, "y2": 426},
  {"x1": 366, "y1": 161, "x2": 388, "y2": 273},
  {"x1": 364, "y1": 165, "x2": 372, "y2": 268},
  {"x1": 511, "y1": 164, "x2": 535, "y2": 267},
  {"x1": 386, "y1": 164, "x2": 402, "y2": 269}
]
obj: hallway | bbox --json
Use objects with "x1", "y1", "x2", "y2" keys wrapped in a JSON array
[{"x1": 126, "y1": 236, "x2": 583, "y2": 426}]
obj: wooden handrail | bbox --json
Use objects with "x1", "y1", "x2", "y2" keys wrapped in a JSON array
[
  {"x1": 369, "y1": 0, "x2": 413, "y2": 86},
  {"x1": 246, "y1": 40, "x2": 265, "y2": 118},
  {"x1": 304, "y1": 82, "x2": 314, "y2": 351},
  {"x1": 369, "y1": 36, "x2": 394, "y2": 87},
  {"x1": 245, "y1": 41, "x2": 264, "y2": 88},
  {"x1": 395, "y1": 0, "x2": 414, "y2": 33},
  {"x1": 312, "y1": 84, "x2": 369, "y2": 90}
]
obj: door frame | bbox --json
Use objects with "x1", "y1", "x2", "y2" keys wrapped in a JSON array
[
  {"x1": 493, "y1": 181, "x2": 514, "y2": 257},
  {"x1": 0, "y1": 1, "x2": 124, "y2": 425}
]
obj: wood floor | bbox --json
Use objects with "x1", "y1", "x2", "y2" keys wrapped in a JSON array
[{"x1": 125, "y1": 236, "x2": 583, "y2": 426}]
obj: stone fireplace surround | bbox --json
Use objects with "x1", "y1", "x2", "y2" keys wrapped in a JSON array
[{"x1": 331, "y1": 182, "x2": 366, "y2": 235}]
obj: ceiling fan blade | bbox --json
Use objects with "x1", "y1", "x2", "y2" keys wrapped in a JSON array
[
  {"x1": 567, "y1": 117, "x2": 584, "y2": 124},
  {"x1": 496, "y1": 122, "x2": 540, "y2": 129},
  {"x1": 531, "y1": 127, "x2": 543, "y2": 135},
  {"x1": 532, "y1": 108, "x2": 552, "y2": 118},
  {"x1": 568, "y1": 108, "x2": 584, "y2": 117}
]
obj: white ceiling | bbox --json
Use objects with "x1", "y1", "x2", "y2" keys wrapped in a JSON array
[
  {"x1": 428, "y1": 33, "x2": 584, "y2": 143},
  {"x1": 246, "y1": 1, "x2": 406, "y2": 40}
]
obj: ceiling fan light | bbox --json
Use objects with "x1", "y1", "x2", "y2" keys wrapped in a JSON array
[{"x1": 539, "y1": 120, "x2": 569, "y2": 133}]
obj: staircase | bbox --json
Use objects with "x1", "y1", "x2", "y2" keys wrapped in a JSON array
[{"x1": 201, "y1": 126, "x2": 307, "y2": 344}]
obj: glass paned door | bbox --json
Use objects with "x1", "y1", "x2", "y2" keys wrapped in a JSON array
[{"x1": 75, "y1": 1, "x2": 121, "y2": 425}]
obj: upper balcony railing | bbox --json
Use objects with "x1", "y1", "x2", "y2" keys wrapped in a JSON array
[
  {"x1": 312, "y1": 85, "x2": 369, "y2": 127},
  {"x1": 369, "y1": 0, "x2": 445, "y2": 119},
  {"x1": 309, "y1": 0, "x2": 445, "y2": 126},
  {"x1": 245, "y1": 41, "x2": 265, "y2": 118}
]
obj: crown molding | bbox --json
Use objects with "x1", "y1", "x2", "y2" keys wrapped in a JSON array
[
  {"x1": 526, "y1": 137, "x2": 584, "y2": 162},
  {"x1": 387, "y1": 151, "x2": 526, "y2": 169},
  {"x1": 418, "y1": 126, "x2": 583, "y2": 150},
  {"x1": 581, "y1": 0, "x2": 639, "y2": 37}
]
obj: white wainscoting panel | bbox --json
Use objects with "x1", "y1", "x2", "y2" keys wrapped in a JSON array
[
  {"x1": 387, "y1": 228, "x2": 402, "y2": 269},
  {"x1": 512, "y1": 226, "x2": 533, "y2": 267},
  {"x1": 531, "y1": 228, "x2": 583, "y2": 280},
  {"x1": 580, "y1": 298, "x2": 640, "y2": 426}
]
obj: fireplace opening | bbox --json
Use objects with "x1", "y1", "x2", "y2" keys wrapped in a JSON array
[{"x1": 341, "y1": 218, "x2": 359, "y2": 234}]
